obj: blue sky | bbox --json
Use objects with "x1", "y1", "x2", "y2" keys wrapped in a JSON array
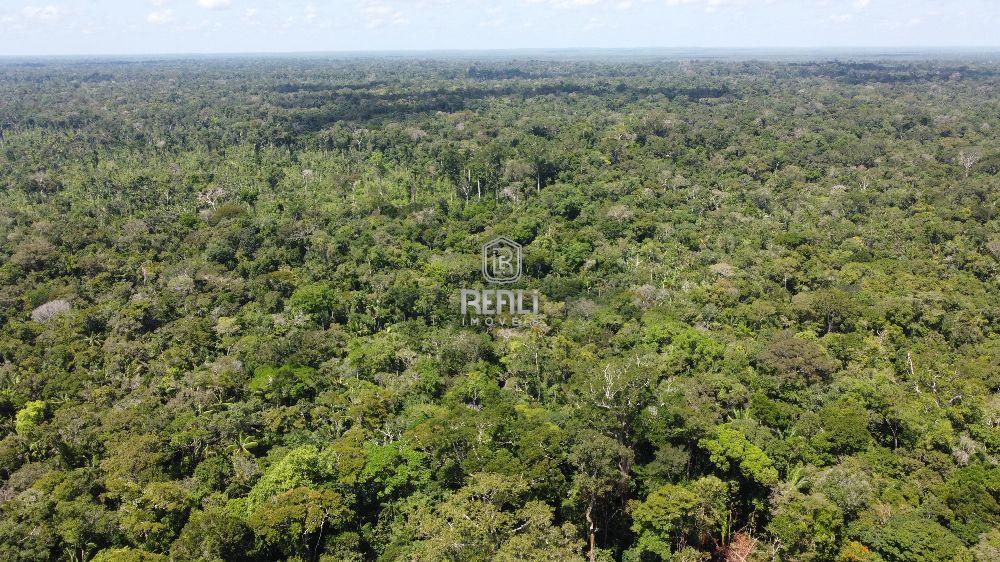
[{"x1": 0, "y1": 0, "x2": 997, "y2": 56}]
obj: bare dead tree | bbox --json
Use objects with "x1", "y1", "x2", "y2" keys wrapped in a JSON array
[{"x1": 959, "y1": 151, "x2": 979, "y2": 177}]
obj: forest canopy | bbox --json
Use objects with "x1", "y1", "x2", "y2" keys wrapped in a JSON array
[{"x1": 0, "y1": 54, "x2": 998, "y2": 561}]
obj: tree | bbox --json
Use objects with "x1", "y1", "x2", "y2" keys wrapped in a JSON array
[
  {"x1": 248, "y1": 364, "x2": 318, "y2": 405},
  {"x1": 407, "y1": 472, "x2": 583, "y2": 561},
  {"x1": 814, "y1": 401, "x2": 874, "y2": 457},
  {"x1": 864, "y1": 514, "x2": 971, "y2": 562},
  {"x1": 100, "y1": 434, "x2": 169, "y2": 501},
  {"x1": 243, "y1": 444, "x2": 354, "y2": 515},
  {"x1": 569, "y1": 431, "x2": 633, "y2": 562},
  {"x1": 249, "y1": 487, "x2": 350, "y2": 560},
  {"x1": 171, "y1": 507, "x2": 255, "y2": 562},
  {"x1": 970, "y1": 529, "x2": 1000, "y2": 562},
  {"x1": 14, "y1": 400, "x2": 46, "y2": 436},
  {"x1": 934, "y1": 463, "x2": 1000, "y2": 544},
  {"x1": 2, "y1": 55, "x2": 999, "y2": 562},
  {"x1": 767, "y1": 492, "x2": 842, "y2": 561},
  {"x1": 628, "y1": 476, "x2": 729, "y2": 559},
  {"x1": 91, "y1": 548, "x2": 167, "y2": 562},
  {"x1": 700, "y1": 425, "x2": 779, "y2": 488},
  {"x1": 758, "y1": 332, "x2": 840, "y2": 387},
  {"x1": 119, "y1": 481, "x2": 197, "y2": 551}
]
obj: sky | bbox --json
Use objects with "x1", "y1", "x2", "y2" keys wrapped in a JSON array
[{"x1": 0, "y1": 0, "x2": 997, "y2": 56}]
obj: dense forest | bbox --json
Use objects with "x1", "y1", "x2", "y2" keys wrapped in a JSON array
[{"x1": 0, "y1": 54, "x2": 998, "y2": 562}]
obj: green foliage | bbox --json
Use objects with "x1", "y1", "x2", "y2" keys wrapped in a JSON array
[
  {"x1": 864, "y1": 514, "x2": 972, "y2": 562},
  {"x1": 934, "y1": 463, "x2": 1000, "y2": 544},
  {"x1": 91, "y1": 548, "x2": 167, "y2": 562},
  {"x1": 120, "y1": 481, "x2": 197, "y2": 551},
  {"x1": 758, "y1": 332, "x2": 840, "y2": 387},
  {"x1": 1, "y1": 55, "x2": 998, "y2": 561},
  {"x1": 244, "y1": 445, "x2": 340, "y2": 514},
  {"x1": 701, "y1": 425, "x2": 779, "y2": 487},
  {"x1": 767, "y1": 492, "x2": 843, "y2": 561},
  {"x1": 170, "y1": 506, "x2": 254, "y2": 562},
  {"x1": 970, "y1": 528, "x2": 1000, "y2": 562},
  {"x1": 838, "y1": 541, "x2": 883, "y2": 562},
  {"x1": 405, "y1": 472, "x2": 583, "y2": 561},
  {"x1": 99, "y1": 434, "x2": 169, "y2": 500},
  {"x1": 358, "y1": 441, "x2": 430, "y2": 502},
  {"x1": 287, "y1": 283, "x2": 340, "y2": 328},
  {"x1": 14, "y1": 400, "x2": 46, "y2": 435},
  {"x1": 249, "y1": 487, "x2": 350, "y2": 560},
  {"x1": 628, "y1": 476, "x2": 728, "y2": 560},
  {"x1": 814, "y1": 401, "x2": 874, "y2": 457},
  {"x1": 248, "y1": 365, "x2": 318, "y2": 405}
]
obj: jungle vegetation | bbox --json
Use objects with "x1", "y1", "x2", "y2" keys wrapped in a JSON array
[{"x1": 0, "y1": 54, "x2": 998, "y2": 561}]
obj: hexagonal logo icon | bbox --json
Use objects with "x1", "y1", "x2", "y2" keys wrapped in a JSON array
[{"x1": 482, "y1": 236, "x2": 521, "y2": 284}]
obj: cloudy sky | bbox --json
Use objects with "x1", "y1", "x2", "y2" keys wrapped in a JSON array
[{"x1": 0, "y1": 0, "x2": 997, "y2": 56}]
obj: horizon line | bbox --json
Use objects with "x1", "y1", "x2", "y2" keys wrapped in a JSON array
[{"x1": 2, "y1": 45, "x2": 1000, "y2": 61}]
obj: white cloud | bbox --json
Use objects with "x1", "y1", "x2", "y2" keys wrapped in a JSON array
[
  {"x1": 520, "y1": 0, "x2": 606, "y2": 8},
  {"x1": 480, "y1": 16, "x2": 505, "y2": 28},
  {"x1": 361, "y1": 0, "x2": 408, "y2": 29},
  {"x1": 177, "y1": 18, "x2": 224, "y2": 31},
  {"x1": 284, "y1": 3, "x2": 335, "y2": 29},
  {"x1": 853, "y1": 0, "x2": 871, "y2": 8},
  {"x1": 664, "y1": 0, "x2": 744, "y2": 8},
  {"x1": 147, "y1": 9, "x2": 174, "y2": 24},
  {"x1": 20, "y1": 5, "x2": 65, "y2": 22},
  {"x1": 197, "y1": 0, "x2": 233, "y2": 9},
  {"x1": 552, "y1": 0, "x2": 600, "y2": 7}
]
